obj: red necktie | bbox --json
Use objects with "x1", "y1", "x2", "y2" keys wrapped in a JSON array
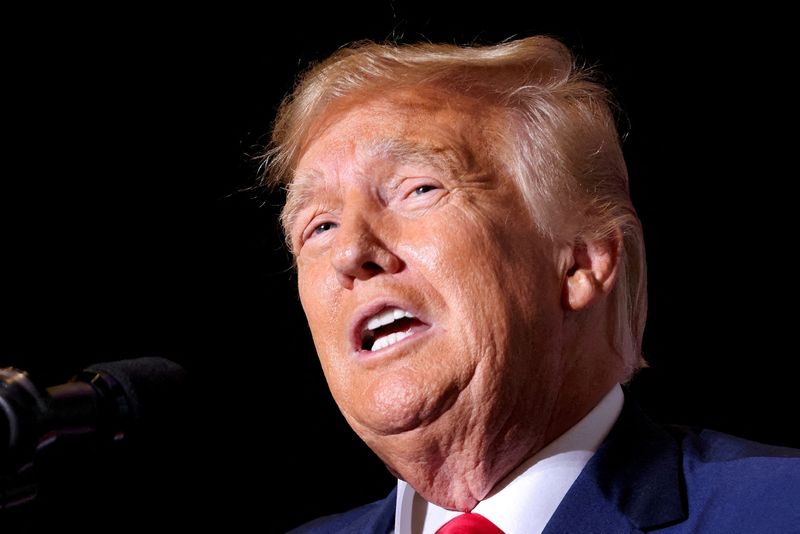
[{"x1": 436, "y1": 513, "x2": 505, "y2": 534}]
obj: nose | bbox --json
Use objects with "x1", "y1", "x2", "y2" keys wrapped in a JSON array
[{"x1": 331, "y1": 210, "x2": 402, "y2": 289}]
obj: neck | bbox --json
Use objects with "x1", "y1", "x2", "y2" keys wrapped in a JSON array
[
  {"x1": 370, "y1": 374, "x2": 620, "y2": 511},
  {"x1": 375, "y1": 419, "x2": 539, "y2": 511}
]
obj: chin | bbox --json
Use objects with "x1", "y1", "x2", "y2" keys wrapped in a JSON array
[{"x1": 344, "y1": 367, "x2": 460, "y2": 437}]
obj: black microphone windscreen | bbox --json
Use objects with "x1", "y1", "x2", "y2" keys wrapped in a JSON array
[{"x1": 84, "y1": 357, "x2": 186, "y2": 423}]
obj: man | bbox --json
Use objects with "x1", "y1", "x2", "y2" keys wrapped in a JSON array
[{"x1": 265, "y1": 36, "x2": 799, "y2": 533}]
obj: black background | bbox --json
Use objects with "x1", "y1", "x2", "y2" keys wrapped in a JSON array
[{"x1": 3, "y1": 5, "x2": 797, "y2": 533}]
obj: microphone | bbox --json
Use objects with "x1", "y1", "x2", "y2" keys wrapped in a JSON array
[{"x1": 0, "y1": 357, "x2": 186, "y2": 507}]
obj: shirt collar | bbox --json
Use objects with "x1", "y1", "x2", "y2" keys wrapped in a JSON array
[{"x1": 395, "y1": 384, "x2": 624, "y2": 534}]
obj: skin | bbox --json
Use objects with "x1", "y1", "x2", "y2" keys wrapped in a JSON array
[{"x1": 289, "y1": 86, "x2": 626, "y2": 511}]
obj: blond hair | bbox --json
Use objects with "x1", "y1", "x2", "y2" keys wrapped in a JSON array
[{"x1": 263, "y1": 36, "x2": 647, "y2": 376}]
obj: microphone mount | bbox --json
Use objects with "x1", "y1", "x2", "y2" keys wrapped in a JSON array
[{"x1": 0, "y1": 357, "x2": 185, "y2": 509}]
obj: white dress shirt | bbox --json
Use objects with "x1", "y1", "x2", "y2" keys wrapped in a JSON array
[{"x1": 394, "y1": 384, "x2": 624, "y2": 534}]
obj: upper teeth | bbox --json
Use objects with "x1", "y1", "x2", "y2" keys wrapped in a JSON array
[{"x1": 366, "y1": 307, "x2": 414, "y2": 331}]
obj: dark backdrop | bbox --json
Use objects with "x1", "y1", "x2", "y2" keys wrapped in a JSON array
[{"x1": 3, "y1": 5, "x2": 797, "y2": 533}]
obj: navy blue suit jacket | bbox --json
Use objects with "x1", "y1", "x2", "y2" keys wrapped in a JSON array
[{"x1": 289, "y1": 397, "x2": 800, "y2": 533}]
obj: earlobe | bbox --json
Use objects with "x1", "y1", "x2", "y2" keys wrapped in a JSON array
[{"x1": 562, "y1": 231, "x2": 622, "y2": 311}]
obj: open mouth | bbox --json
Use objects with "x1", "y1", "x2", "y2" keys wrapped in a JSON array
[{"x1": 359, "y1": 306, "x2": 429, "y2": 352}]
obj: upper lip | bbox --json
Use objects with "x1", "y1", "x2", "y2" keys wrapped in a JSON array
[{"x1": 349, "y1": 298, "x2": 427, "y2": 353}]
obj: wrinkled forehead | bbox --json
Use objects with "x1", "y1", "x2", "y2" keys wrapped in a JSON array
[
  {"x1": 292, "y1": 92, "x2": 495, "y2": 190},
  {"x1": 293, "y1": 136, "x2": 468, "y2": 185},
  {"x1": 295, "y1": 86, "x2": 496, "y2": 168}
]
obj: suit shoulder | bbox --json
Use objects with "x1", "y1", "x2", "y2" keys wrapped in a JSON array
[
  {"x1": 287, "y1": 488, "x2": 396, "y2": 534},
  {"x1": 675, "y1": 428, "x2": 800, "y2": 530},
  {"x1": 680, "y1": 427, "x2": 800, "y2": 465}
]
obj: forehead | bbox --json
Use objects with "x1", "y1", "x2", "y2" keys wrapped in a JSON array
[{"x1": 295, "y1": 88, "x2": 494, "y2": 174}]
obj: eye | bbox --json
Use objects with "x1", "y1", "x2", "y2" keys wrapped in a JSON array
[
  {"x1": 413, "y1": 185, "x2": 437, "y2": 195},
  {"x1": 312, "y1": 221, "x2": 337, "y2": 235},
  {"x1": 398, "y1": 181, "x2": 444, "y2": 207}
]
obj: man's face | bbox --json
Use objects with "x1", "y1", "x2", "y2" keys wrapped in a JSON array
[{"x1": 290, "y1": 87, "x2": 569, "y2": 470}]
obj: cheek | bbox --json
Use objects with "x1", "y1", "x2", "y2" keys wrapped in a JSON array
[
  {"x1": 297, "y1": 260, "x2": 344, "y2": 357},
  {"x1": 398, "y1": 205, "x2": 497, "y2": 280},
  {"x1": 416, "y1": 202, "x2": 555, "y2": 356},
  {"x1": 429, "y1": 210, "x2": 519, "y2": 304},
  {"x1": 404, "y1": 219, "x2": 513, "y2": 366},
  {"x1": 297, "y1": 263, "x2": 322, "y2": 327}
]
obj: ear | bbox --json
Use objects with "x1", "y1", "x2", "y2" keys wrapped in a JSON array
[{"x1": 562, "y1": 230, "x2": 623, "y2": 311}]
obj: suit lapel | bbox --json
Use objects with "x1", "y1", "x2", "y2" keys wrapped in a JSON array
[{"x1": 543, "y1": 394, "x2": 687, "y2": 533}]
